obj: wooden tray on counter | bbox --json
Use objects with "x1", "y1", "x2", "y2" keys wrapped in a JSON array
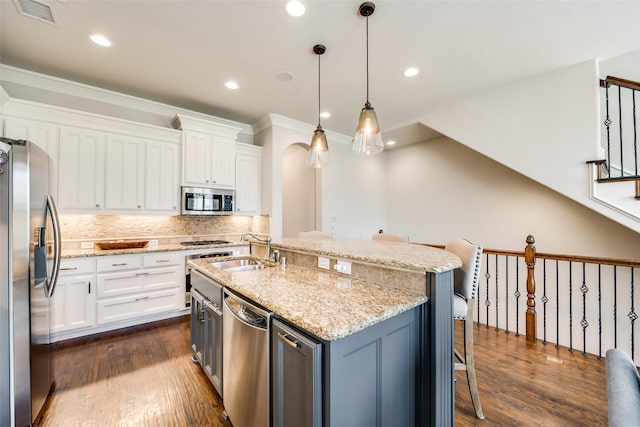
[{"x1": 95, "y1": 240, "x2": 149, "y2": 250}]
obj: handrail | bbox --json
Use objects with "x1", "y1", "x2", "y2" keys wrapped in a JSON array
[{"x1": 602, "y1": 76, "x2": 640, "y2": 91}]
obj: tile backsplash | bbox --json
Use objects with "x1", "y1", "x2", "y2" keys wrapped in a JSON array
[{"x1": 60, "y1": 214, "x2": 270, "y2": 241}]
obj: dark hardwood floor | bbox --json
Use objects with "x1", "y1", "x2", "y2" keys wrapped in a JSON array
[{"x1": 36, "y1": 316, "x2": 608, "y2": 426}]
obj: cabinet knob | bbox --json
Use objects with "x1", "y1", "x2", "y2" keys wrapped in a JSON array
[
  {"x1": 95, "y1": 203, "x2": 100, "y2": 208},
  {"x1": 137, "y1": 205, "x2": 142, "y2": 208},
  {"x1": 213, "y1": 180, "x2": 217, "y2": 184},
  {"x1": 205, "y1": 179, "x2": 209, "y2": 183}
]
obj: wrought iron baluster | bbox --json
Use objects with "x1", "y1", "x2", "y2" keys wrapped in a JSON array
[
  {"x1": 542, "y1": 259, "x2": 548, "y2": 344},
  {"x1": 505, "y1": 256, "x2": 510, "y2": 333},
  {"x1": 619, "y1": 86, "x2": 624, "y2": 177},
  {"x1": 495, "y1": 254, "x2": 499, "y2": 331},
  {"x1": 515, "y1": 259, "x2": 521, "y2": 337},
  {"x1": 556, "y1": 260, "x2": 560, "y2": 349},
  {"x1": 604, "y1": 83, "x2": 612, "y2": 177},
  {"x1": 580, "y1": 262, "x2": 589, "y2": 356},
  {"x1": 598, "y1": 264, "x2": 602, "y2": 360},
  {"x1": 630, "y1": 267, "x2": 636, "y2": 359},
  {"x1": 569, "y1": 261, "x2": 574, "y2": 352},
  {"x1": 484, "y1": 253, "x2": 491, "y2": 328}
]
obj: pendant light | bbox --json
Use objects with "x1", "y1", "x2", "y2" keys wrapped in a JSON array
[
  {"x1": 353, "y1": 1, "x2": 384, "y2": 156},
  {"x1": 307, "y1": 44, "x2": 330, "y2": 168}
]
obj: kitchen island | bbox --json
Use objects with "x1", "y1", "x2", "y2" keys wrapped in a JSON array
[{"x1": 188, "y1": 238, "x2": 461, "y2": 427}]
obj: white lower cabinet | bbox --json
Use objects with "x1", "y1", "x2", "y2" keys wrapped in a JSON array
[
  {"x1": 96, "y1": 252, "x2": 184, "y2": 325},
  {"x1": 51, "y1": 252, "x2": 186, "y2": 341},
  {"x1": 52, "y1": 258, "x2": 96, "y2": 334}
]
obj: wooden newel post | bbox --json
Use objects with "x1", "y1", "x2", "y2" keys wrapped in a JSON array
[{"x1": 525, "y1": 235, "x2": 537, "y2": 342}]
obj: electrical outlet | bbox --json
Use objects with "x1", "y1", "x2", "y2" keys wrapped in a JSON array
[
  {"x1": 335, "y1": 259, "x2": 352, "y2": 275},
  {"x1": 318, "y1": 257, "x2": 330, "y2": 270},
  {"x1": 148, "y1": 240, "x2": 159, "y2": 246},
  {"x1": 80, "y1": 242, "x2": 94, "y2": 249}
]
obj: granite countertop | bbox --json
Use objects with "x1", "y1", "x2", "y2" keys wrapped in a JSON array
[
  {"x1": 189, "y1": 257, "x2": 428, "y2": 341},
  {"x1": 62, "y1": 241, "x2": 248, "y2": 258},
  {"x1": 188, "y1": 238, "x2": 459, "y2": 341},
  {"x1": 272, "y1": 237, "x2": 461, "y2": 273}
]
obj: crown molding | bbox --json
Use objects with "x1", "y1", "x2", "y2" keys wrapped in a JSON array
[{"x1": 0, "y1": 64, "x2": 253, "y2": 136}]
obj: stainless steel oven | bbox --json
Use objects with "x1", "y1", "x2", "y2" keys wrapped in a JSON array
[{"x1": 181, "y1": 186, "x2": 234, "y2": 215}]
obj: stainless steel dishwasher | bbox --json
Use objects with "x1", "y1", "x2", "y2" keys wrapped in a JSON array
[{"x1": 222, "y1": 289, "x2": 273, "y2": 427}]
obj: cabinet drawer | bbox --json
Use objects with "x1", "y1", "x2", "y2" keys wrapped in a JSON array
[
  {"x1": 143, "y1": 252, "x2": 183, "y2": 268},
  {"x1": 96, "y1": 288, "x2": 182, "y2": 324},
  {"x1": 97, "y1": 266, "x2": 181, "y2": 298},
  {"x1": 59, "y1": 258, "x2": 95, "y2": 276},
  {"x1": 97, "y1": 255, "x2": 142, "y2": 272}
]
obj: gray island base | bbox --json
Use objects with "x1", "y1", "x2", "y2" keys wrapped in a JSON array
[{"x1": 189, "y1": 238, "x2": 460, "y2": 427}]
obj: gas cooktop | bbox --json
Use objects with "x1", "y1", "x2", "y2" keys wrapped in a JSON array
[{"x1": 180, "y1": 240, "x2": 232, "y2": 247}]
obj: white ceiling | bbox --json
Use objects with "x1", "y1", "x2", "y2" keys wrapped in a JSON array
[{"x1": 1, "y1": 0, "x2": 639, "y2": 149}]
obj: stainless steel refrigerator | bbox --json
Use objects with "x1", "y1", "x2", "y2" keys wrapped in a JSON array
[{"x1": 1, "y1": 138, "x2": 61, "y2": 427}]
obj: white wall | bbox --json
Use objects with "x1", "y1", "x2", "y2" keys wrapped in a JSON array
[
  {"x1": 417, "y1": 59, "x2": 640, "y2": 233},
  {"x1": 387, "y1": 137, "x2": 640, "y2": 259},
  {"x1": 254, "y1": 114, "x2": 387, "y2": 239},
  {"x1": 282, "y1": 144, "x2": 316, "y2": 237}
]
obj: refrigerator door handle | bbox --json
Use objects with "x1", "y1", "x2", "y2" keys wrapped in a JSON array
[{"x1": 44, "y1": 195, "x2": 61, "y2": 298}]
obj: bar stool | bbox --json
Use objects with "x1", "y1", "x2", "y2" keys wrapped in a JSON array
[{"x1": 445, "y1": 238, "x2": 485, "y2": 419}]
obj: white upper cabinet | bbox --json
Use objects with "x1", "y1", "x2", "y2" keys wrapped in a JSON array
[
  {"x1": 57, "y1": 126, "x2": 106, "y2": 210},
  {"x1": 173, "y1": 114, "x2": 241, "y2": 189},
  {"x1": 145, "y1": 140, "x2": 180, "y2": 212},
  {"x1": 105, "y1": 134, "x2": 145, "y2": 210},
  {"x1": 2, "y1": 99, "x2": 181, "y2": 214},
  {"x1": 235, "y1": 143, "x2": 262, "y2": 215},
  {"x1": 3, "y1": 118, "x2": 59, "y2": 199}
]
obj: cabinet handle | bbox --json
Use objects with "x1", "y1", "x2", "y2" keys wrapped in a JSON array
[
  {"x1": 60, "y1": 267, "x2": 78, "y2": 271},
  {"x1": 156, "y1": 259, "x2": 171, "y2": 263},
  {"x1": 88, "y1": 281, "x2": 91, "y2": 294},
  {"x1": 277, "y1": 332, "x2": 299, "y2": 349},
  {"x1": 135, "y1": 296, "x2": 150, "y2": 301},
  {"x1": 135, "y1": 272, "x2": 150, "y2": 276},
  {"x1": 112, "y1": 263, "x2": 128, "y2": 267}
]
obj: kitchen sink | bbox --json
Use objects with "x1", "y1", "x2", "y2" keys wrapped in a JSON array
[
  {"x1": 223, "y1": 264, "x2": 266, "y2": 273},
  {"x1": 209, "y1": 258, "x2": 263, "y2": 270}
]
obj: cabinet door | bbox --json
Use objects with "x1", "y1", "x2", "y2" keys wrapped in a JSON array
[
  {"x1": 191, "y1": 290, "x2": 205, "y2": 364},
  {"x1": 271, "y1": 319, "x2": 322, "y2": 427},
  {"x1": 57, "y1": 126, "x2": 105, "y2": 210},
  {"x1": 203, "y1": 301, "x2": 223, "y2": 396},
  {"x1": 145, "y1": 140, "x2": 179, "y2": 212},
  {"x1": 104, "y1": 134, "x2": 145, "y2": 210},
  {"x1": 52, "y1": 274, "x2": 96, "y2": 333},
  {"x1": 4, "y1": 118, "x2": 59, "y2": 199},
  {"x1": 183, "y1": 130, "x2": 212, "y2": 186},
  {"x1": 210, "y1": 137, "x2": 235, "y2": 188},
  {"x1": 235, "y1": 148, "x2": 261, "y2": 215}
]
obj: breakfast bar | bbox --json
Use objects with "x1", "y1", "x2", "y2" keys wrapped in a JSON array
[{"x1": 189, "y1": 238, "x2": 461, "y2": 427}]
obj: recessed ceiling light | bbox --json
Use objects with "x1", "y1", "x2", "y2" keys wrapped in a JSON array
[
  {"x1": 286, "y1": 0, "x2": 306, "y2": 17},
  {"x1": 386, "y1": 140, "x2": 396, "y2": 146},
  {"x1": 225, "y1": 81, "x2": 239, "y2": 90},
  {"x1": 403, "y1": 67, "x2": 419, "y2": 77},
  {"x1": 89, "y1": 34, "x2": 111, "y2": 47},
  {"x1": 320, "y1": 112, "x2": 331, "y2": 119}
]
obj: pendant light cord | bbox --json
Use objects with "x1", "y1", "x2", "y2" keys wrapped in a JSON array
[
  {"x1": 318, "y1": 51, "x2": 321, "y2": 127},
  {"x1": 366, "y1": 14, "x2": 369, "y2": 104}
]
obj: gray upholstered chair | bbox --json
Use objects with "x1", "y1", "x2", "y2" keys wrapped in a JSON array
[
  {"x1": 445, "y1": 238, "x2": 484, "y2": 419},
  {"x1": 606, "y1": 348, "x2": 640, "y2": 427}
]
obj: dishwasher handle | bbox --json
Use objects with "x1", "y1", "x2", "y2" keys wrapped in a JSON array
[{"x1": 224, "y1": 291, "x2": 270, "y2": 329}]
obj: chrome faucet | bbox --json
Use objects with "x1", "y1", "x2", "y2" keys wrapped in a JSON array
[{"x1": 240, "y1": 233, "x2": 272, "y2": 261}]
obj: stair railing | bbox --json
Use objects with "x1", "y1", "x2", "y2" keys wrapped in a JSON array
[{"x1": 588, "y1": 76, "x2": 640, "y2": 198}]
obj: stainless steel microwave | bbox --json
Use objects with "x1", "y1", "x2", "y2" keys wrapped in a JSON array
[{"x1": 181, "y1": 186, "x2": 234, "y2": 215}]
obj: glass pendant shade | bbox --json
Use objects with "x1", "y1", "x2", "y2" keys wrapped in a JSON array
[
  {"x1": 353, "y1": 102, "x2": 384, "y2": 155},
  {"x1": 307, "y1": 125, "x2": 330, "y2": 168}
]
